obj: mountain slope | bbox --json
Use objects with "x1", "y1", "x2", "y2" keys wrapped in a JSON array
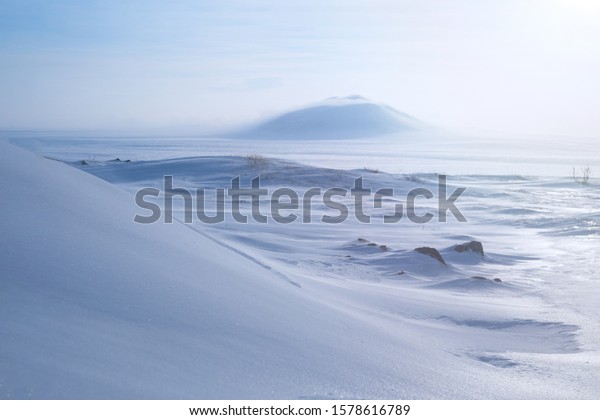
[{"x1": 233, "y1": 95, "x2": 422, "y2": 140}]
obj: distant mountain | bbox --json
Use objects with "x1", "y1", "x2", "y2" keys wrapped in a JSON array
[{"x1": 232, "y1": 95, "x2": 423, "y2": 140}]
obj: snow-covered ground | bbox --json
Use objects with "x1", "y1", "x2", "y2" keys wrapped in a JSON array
[{"x1": 2, "y1": 126, "x2": 599, "y2": 399}]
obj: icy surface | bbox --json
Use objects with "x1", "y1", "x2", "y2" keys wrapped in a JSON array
[{"x1": 2, "y1": 129, "x2": 600, "y2": 399}]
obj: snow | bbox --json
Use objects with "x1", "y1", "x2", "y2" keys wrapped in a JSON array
[
  {"x1": 1, "y1": 123, "x2": 600, "y2": 399},
  {"x1": 0, "y1": 141, "x2": 439, "y2": 399}
]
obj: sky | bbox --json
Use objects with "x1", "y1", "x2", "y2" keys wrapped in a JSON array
[{"x1": 1, "y1": 0, "x2": 599, "y2": 136}]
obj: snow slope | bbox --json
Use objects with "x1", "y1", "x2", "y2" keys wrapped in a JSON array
[
  {"x1": 232, "y1": 95, "x2": 423, "y2": 140},
  {"x1": 2, "y1": 139, "x2": 599, "y2": 399},
  {"x1": 78, "y1": 153, "x2": 600, "y2": 399},
  {"x1": 0, "y1": 141, "x2": 434, "y2": 399}
]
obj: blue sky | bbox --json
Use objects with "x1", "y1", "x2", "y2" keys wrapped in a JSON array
[{"x1": 1, "y1": 0, "x2": 599, "y2": 136}]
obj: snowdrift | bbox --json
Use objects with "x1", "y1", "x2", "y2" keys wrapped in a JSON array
[
  {"x1": 233, "y1": 95, "x2": 422, "y2": 140},
  {"x1": 0, "y1": 142, "x2": 447, "y2": 399},
  {"x1": 2, "y1": 141, "x2": 595, "y2": 399}
]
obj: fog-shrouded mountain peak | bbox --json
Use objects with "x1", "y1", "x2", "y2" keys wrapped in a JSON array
[{"x1": 232, "y1": 95, "x2": 424, "y2": 140}]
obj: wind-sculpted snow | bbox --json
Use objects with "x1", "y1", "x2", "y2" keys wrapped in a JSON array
[{"x1": 2, "y1": 137, "x2": 599, "y2": 399}]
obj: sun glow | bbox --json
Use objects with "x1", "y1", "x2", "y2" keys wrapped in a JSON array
[{"x1": 557, "y1": 0, "x2": 600, "y2": 15}]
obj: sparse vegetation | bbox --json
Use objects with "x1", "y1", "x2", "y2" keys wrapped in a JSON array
[
  {"x1": 572, "y1": 165, "x2": 591, "y2": 185},
  {"x1": 404, "y1": 174, "x2": 421, "y2": 183},
  {"x1": 246, "y1": 153, "x2": 268, "y2": 169}
]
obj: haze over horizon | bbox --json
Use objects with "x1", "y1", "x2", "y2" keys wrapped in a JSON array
[{"x1": 1, "y1": 0, "x2": 599, "y2": 137}]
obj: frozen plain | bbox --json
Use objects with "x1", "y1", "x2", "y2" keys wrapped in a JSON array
[{"x1": 2, "y1": 112, "x2": 600, "y2": 399}]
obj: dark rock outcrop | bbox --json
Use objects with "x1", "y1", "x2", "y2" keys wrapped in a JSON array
[
  {"x1": 414, "y1": 247, "x2": 446, "y2": 265},
  {"x1": 471, "y1": 275, "x2": 502, "y2": 283},
  {"x1": 454, "y1": 241, "x2": 484, "y2": 256}
]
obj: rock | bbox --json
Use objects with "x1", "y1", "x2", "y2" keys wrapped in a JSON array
[
  {"x1": 454, "y1": 241, "x2": 484, "y2": 256},
  {"x1": 414, "y1": 247, "x2": 446, "y2": 265},
  {"x1": 379, "y1": 245, "x2": 389, "y2": 251},
  {"x1": 471, "y1": 275, "x2": 502, "y2": 283}
]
